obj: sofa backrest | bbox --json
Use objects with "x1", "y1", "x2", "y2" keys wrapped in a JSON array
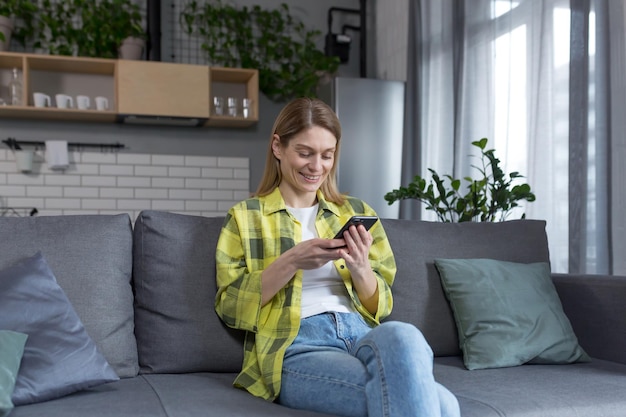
[
  {"x1": 0, "y1": 214, "x2": 138, "y2": 378},
  {"x1": 132, "y1": 210, "x2": 550, "y2": 372},
  {"x1": 382, "y1": 218, "x2": 550, "y2": 356}
]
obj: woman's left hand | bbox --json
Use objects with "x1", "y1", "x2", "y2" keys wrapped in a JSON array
[
  {"x1": 338, "y1": 224, "x2": 379, "y2": 314},
  {"x1": 338, "y1": 225, "x2": 373, "y2": 273}
]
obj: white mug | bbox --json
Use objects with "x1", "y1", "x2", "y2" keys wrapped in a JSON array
[
  {"x1": 95, "y1": 96, "x2": 109, "y2": 111},
  {"x1": 33, "y1": 92, "x2": 51, "y2": 108},
  {"x1": 76, "y1": 95, "x2": 90, "y2": 110},
  {"x1": 55, "y1": 93, "x2": 74, "y2": 109}
]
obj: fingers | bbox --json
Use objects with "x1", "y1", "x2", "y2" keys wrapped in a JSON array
[
  {"x1": 342, "y1": 224, "x2": 372, "y2": 249},
  {"x1": 338, "y1": 225, "x2": 372, "y2": 271},
  {"x1": 291, "y1": 238, "x2": 343, "y2": 270}
]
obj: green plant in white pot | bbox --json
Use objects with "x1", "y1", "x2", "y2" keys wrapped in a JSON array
[
  {"x1": 384, "y1": 138, "x2": 536, "y2": 222},
  {"x1": 107, "y1": 0, "x2": 145, "y2": 59},
  {"x1": 0, "y1": 0, "x2": 37, "y2": 51}
]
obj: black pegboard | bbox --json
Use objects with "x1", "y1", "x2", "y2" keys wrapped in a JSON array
[{"x1": 168, "y1": 0, "x2": 209, "y2": 64}]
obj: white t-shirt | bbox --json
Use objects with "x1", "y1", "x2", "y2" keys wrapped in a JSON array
[{"x1": 287, "y1": 205, "x2": 356, "y2": 318}]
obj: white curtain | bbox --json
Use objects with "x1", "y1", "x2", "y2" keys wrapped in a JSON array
[{"x1": 404, "y1": 0, "x2": 625, "y2": 274}]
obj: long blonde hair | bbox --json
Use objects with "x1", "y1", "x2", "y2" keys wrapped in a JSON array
[{"x1": 254, "y1": 97, "x2": 345, "y2": 204}]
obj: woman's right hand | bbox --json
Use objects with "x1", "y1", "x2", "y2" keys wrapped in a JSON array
[
  {"x1": 260, "y1": 238, "x2": 345, "y2": 305},
  {"x1": 289, "y1": 238, "x2": 346, "y2": 270}
]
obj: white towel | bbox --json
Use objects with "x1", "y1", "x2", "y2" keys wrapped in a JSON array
[{"x1": 45, "y1": 140, "x2": 69, "y2": 170}]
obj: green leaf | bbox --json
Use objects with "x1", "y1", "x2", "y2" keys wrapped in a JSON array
[{"x1": 472, "y1": 138, "x2": 489, "y2": 150}]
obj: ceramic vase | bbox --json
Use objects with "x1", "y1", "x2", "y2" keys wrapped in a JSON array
[{"x1": 118, "y1": 36, "x2": 145, "y2": 60}]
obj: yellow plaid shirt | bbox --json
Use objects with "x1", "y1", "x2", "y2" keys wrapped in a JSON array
[{"x1": 215, "y1": 187, "x2": 396, "y2": 401}]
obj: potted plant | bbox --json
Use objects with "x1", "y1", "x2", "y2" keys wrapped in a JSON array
[
  {"x1": 0, "y1": 0, "x2": 37, "y2": 51},
  {"x1": 384, "y1": 138, "x2": 536, "y2": 222},
  {"x1": 107, "y1": 0, "x2": 145, "y2": 59},
  {"x1": 35, "y1": 0, "x2": 144, "y2": 59},
  {"x1": 179, "y1": 0, "x2": 340, "y2": 102}
]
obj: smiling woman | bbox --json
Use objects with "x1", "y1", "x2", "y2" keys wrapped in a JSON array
[
  {"x1": 213, "y1": 97, "x2": 460, "y2": 417},
  {"x1": 271, "y1": 126, "x2": 337, "y2": 208},
  {"x1": 254, "y1": 98, "x2": 344, "y2": 204}
]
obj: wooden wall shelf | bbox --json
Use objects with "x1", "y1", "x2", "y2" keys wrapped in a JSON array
[{"x1": 0, "y1": 51, "x2": 259, "y2": 128}]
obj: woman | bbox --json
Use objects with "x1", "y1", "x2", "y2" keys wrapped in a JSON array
[{"x1": 215, "y1": 97, "x2": 460, "y2": 417}]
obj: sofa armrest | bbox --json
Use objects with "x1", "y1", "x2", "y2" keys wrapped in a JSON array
[{"x1": 553, "y1": 273, "x2": 626, "y2": 364}]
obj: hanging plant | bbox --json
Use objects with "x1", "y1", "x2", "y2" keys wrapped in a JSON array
[
  {"x1": 180, "y1": 0, "x2": 340, "y2": 102},
  {"x1": 384, "y1": 138, "x2": 536, "y2": 222}
]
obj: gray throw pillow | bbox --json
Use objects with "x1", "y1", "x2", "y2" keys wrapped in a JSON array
[
  {"x1": 0, "y1": 213, "x2": 138, "y2": 378},
  {"x1": 133, "y1": 211, "x2": 244, "y2": 374},
  {"x1": 0, "y1": 252, "x2": 119, "y2": 405},
  {"x1": 434, "y1": 258, "x2": 589, "y2": 370},
  {"x1": 0, "y1": 331, "x2": 28, "y2": 417}
]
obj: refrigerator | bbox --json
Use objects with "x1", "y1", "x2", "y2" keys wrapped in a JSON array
[{"x1": 319, "y1": 77, "x2": 405, "y2": 219}]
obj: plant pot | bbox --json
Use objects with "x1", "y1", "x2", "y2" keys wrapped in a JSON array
[
  {"x1": 14, "y1": 150, "x2": 34, "y2": 173},
  {"x1": 118, "y1": 36, "x2": 144, "y2": 60},
  {"x1": 0, "y1": 15, "x2": 14, "y2": 52}
]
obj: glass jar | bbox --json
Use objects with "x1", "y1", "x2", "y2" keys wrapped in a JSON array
[{"x1": 8, "y1": 68, "x2": 23, "y2": 106}]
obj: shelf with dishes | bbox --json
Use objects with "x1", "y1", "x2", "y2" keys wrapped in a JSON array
[
  {"x1": 0, "y1": 52, "x2": 116, "y2": 121},
  {"x1": 206, "y1": 66, "x2": 259, "y2": 128},
  {"x1": 0, "y1": 51, "x2": 259, "y2": 128}
]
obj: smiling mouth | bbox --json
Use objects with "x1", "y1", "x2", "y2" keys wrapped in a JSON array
[{"x1": 301, "y1": 173, "x2": 320, "y2": 182}]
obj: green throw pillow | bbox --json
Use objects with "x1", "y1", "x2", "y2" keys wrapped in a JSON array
[
  {"x1": 0, "y1": 330, "x2": 28, "y2": 417},
  {"x1": 434, "y1": 258, "x2": 589, "y2": 370}
]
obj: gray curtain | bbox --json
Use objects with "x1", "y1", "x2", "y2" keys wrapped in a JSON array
[
  {"x1": 404, "y1": 0, "x2": 624, "y2": 274},
  {"x1": 398, "y1": 0, "x2": 421, "y2": 220}
]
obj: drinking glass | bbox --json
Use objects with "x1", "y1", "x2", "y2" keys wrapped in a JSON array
[
  {"x1": 242, "y1": 98, "x2": 253, "y2": 118},
  {"x1": 213, "y1": 96, "x2": 224, "y2": 116},
  {"x1": 227, "y1": 97, "x2": 238, "y2": 117}
]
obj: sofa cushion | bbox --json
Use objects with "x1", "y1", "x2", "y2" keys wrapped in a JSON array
[
  {"x1": 9, "y1": 377, "x2": 178, "y2": 417},
  {"x1": 0, "y1": 253, "x2": 119, "y2": 405},
  {"x1": 434, "y1": 258, "x2": 589, "y2": 369},
  {"x1": 0, "y1": 214, "x2": 138, "y2": 378},
  {"x1": 10, "y1": 374, "x2": 338, "y2": 417},
  {"x1": 0, "y1": 331, "x2": 27, "y2": 417},
  {"x1": 133, "y1": 210, "x2": 244, "y2": 374},
  {"x1": 434, "y1": 356, "x2": 626, "y2": 417},
  {"x1": 380, "y1": 219, "x2": 550, "y2": 356}
]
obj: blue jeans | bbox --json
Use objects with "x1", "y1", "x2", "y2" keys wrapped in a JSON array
[{"x1": 278, "y1": 312, "x2": 460, "y2": 417}]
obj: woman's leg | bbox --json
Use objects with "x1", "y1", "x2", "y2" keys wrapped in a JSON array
[
  {"x1": 280, "y1": 348, "x2": 370, "y2": 416},
  {"x1": 437, "y1": 382, "x2": 462, "y2": 417},
  {"x1": 352, "y1": 321, "x2": 460, "y2": 417},
  {"x1": 278, "y1": 313, "x2": 370, "y2": 417},
  {"x1": 278, "y1": 313, "x2": 460, "y2": 417}
]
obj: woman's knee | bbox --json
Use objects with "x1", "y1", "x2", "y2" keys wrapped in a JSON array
[{"x1": 370, "y1": 321, "x2": 432, "y2": 355}]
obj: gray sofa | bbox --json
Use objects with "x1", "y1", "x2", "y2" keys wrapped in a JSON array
[{"x1": 1, "y1": 210, "x2": 625, "y2": 417}]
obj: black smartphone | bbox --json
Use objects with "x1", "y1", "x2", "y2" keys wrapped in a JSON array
[{"x1": 333, "y1": 216, "x2": 379, "y2": 239}]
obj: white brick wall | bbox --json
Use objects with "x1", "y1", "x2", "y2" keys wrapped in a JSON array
[{"x1": 0, "y1": 148, "x2": 249, "y2": 219}]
